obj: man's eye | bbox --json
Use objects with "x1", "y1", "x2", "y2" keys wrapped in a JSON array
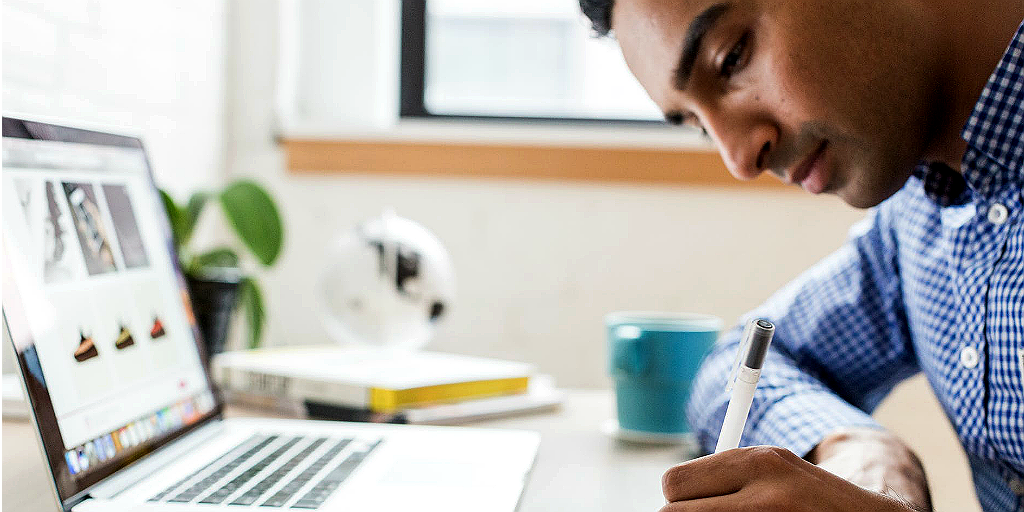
[
  {"x1": 719, "y1": 31, "x2": 749, "y2": 78},
  {"x1": 666, "y1": 112, "x2": 709, "y2": 139},
  {"x1": 684, "y1": 115, "x2": 709, "y2": 138}
]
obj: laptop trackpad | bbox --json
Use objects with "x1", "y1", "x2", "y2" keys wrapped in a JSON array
[
  {"x1": 372, "y1": 433, "x2": 533, "y2": 489},
  {"x1": 341, "y1": 430, "x2": 536, "y2": 511},
  {"x1": 361, "y1": 458, "x2": 525, "y2": 512},
  {"x1": 379, "y1": 458, "x2": 511, "y2": 487}
]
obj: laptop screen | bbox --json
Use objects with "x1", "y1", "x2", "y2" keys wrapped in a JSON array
[{"x1": 2, "y1": 117, "x2": 220, "y2": 507}]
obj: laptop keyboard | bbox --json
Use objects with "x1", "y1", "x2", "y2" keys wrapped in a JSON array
[
  {"x1": 149, "y1": 434, "x2": 380, "y2": 509},
  {"x1": 150, "y1": 436, "x2": 278, "y2": 503},
  {"x1": 228, "y1": 438, "x2": 330, "y2": 506}
]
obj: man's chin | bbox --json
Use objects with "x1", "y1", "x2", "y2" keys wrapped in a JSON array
[
  {"x1": 835, "y1": 176, "x2": 908, "y2": 209},
  {"x1": 839, "y1": 192, "x2": 887, "y2": 209}
]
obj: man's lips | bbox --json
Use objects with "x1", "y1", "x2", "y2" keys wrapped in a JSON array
[{"x1": 787, "y1": 140, "x2": 829, "y2": 190}]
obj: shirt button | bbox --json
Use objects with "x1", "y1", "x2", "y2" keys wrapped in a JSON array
[
  {"x1": 987, "y1": 203, "x2": 1009, "y2": 224},
  {"x1": 1009, "y1": 477, "x2": 1024, "y2": 496},
  {"x1": 960, "y1": 346, "x2": 980, "y2": 369}
]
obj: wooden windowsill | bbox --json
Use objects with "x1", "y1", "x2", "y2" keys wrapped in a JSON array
[{"x1": 281, "y1": 127, "x2": 784, "y2": 188}]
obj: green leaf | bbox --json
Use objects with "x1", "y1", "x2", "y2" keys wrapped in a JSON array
[
  {"x1": 179, "y1": 191, "x2": 209, "y2": 246},
  {"x1": 219, "y1": 180, "x2": 283, "y2": 266},
  {"x1": 239, "y1": 277, "x2": 265, "y2": 349},
  {"x1": 193, "y1": 247, "x2": 240, "y2": 269},
  {"x1": 159, "y1": 189, "x2": 185, "y2": 249}
]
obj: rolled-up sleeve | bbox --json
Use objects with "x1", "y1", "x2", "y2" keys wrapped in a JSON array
[{"x1": 686, "y1": 203, "x2": 920, "y2": 457}]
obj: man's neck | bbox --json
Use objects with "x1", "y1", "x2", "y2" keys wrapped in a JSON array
[{"x1": 921, "y1": 0, "x2": 1023, "y2": 170}]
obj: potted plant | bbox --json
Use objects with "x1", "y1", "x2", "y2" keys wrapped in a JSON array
[{"x1": 159, "y1": 180, "x2": 283, "y2": 358}]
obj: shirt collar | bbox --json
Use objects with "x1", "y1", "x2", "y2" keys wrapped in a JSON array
[
  {"x1": 912, "y1": 161, "x2": 971, "y2": 207},
  {"x1": 958, "y1": 19, "x2": 1024, "y2": 199}
]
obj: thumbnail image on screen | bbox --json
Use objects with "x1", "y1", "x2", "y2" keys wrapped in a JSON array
[
  {"x1": 44, "y1": 181, "x2": 82, "y2": 283},
  {"x1": 62, "y1": 182, "x2": 118, "y2": 276},
  {"x1": 102, "y1": 184, "x2": 149, "y2": 269}
]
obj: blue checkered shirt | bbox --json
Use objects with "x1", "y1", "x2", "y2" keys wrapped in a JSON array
[{"x1": 687, "y1": 20, "x2": 1024, "y2": 512}]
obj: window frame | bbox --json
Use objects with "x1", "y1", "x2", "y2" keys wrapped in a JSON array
[{"x1": 398, "y1": 0, "x2": 662, "y2": 125}]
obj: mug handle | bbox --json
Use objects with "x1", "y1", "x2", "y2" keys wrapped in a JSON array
[{"x1": 611, "y1": 326, "x2": 649, "y2": 376}]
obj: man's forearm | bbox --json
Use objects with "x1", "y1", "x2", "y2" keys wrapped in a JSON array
[{"x1": 807, "y1": 427, "x2": 933, "y2": 512}]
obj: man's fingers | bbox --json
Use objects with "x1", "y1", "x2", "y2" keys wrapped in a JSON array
[
  {"x1": 661, "y1": 452, "x2": 745, "y2": 502},
  {"x1": 658, "y1": 493, "x2": 740, "y2": 512},
  {"x1": 662, "y1": 446, "x2": 801, "y2": 502}
]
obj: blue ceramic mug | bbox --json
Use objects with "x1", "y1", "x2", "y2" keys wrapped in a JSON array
[{"x1": 606, "y1": 312, "x2": 721, "y2": 435}]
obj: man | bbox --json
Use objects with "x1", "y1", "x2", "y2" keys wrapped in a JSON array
[{"x1": 578, "y1": 0, "x2": 1024, "y2": 510}]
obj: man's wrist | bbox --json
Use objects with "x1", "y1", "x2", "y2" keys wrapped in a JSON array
[{"x1": 807, "y1": 427, "x2": 933, "y2": 512}]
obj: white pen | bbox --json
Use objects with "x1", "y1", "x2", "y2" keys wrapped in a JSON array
[{"x1": 714, "y1": 319, "x2": 775, "y2": 453}]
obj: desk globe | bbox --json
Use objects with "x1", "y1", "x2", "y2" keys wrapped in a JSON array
[{"x1": 319, "y1": 211, "x2": 455, "y2": 350}]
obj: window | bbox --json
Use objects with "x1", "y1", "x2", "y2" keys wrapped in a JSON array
[{"x1": 400, "y1": 0, "x2": 663, "y2": 122}]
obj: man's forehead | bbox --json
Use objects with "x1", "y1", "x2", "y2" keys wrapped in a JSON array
[
  {"x1": 612, "y1": 0, "x2": 700, "y2": 54},
  {"x1": 611, "y1": 0, "x2": 719, "y2": 103}
]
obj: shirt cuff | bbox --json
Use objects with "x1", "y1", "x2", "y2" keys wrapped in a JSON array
[{"x1": 744, "y1": 390, "x2": 884, "y2": 458}]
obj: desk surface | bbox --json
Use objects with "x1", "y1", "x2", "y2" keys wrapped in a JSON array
[
  {"x1": 3, "y1": 389, "x2": 684, "y2": 512},
  {"x1": 3, "y1": 385, "x2": 983, "y2": 512}
]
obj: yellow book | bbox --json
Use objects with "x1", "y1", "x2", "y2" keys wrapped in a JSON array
[{"x1": 368, "y1": 376, "x2": 530, "y2": 413}]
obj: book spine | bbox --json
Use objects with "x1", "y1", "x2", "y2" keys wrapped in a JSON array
[{"x1": 215, "y1": 367, "x2": 369, "y2": 408}]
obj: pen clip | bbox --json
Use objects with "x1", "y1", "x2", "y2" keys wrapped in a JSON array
[{"x1": 725, "y1": 320, "x2": 755, "y2": 392}]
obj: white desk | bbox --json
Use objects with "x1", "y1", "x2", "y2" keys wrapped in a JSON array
[
  {"x1": 3, "y1": 389, "x2": 684, "y2": 511},
  {"x1": 2, "y1": 384, "x2": 984, "y2": 511}
]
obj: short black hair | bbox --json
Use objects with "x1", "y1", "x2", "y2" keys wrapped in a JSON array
[{"x1": 580, "y1": 0, "x2": 614, "y2": 36}]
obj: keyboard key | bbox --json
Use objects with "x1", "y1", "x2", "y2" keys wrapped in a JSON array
[
  {"x1": 261, "y1": 495, "x2": 291, "y2": 507},
  {"x1": 230, "y1": 491, "x2": 263, "y2": 506}
]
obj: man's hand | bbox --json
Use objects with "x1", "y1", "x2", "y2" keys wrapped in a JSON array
[
  {"x1": 808, "y1": 427, "x2": 932, "y2": 511},
  {"x1": 660, "y1": 443, "x2": 930, "y2": 512}
]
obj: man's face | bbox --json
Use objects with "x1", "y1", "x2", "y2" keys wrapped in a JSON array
[{"x1": 612, "y1": 0, "x2": 942, "y2": 208}]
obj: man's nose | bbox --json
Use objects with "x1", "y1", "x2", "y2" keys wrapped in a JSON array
[{"x1": 714, "y1": 120, "x2": 779, "y2": 181}]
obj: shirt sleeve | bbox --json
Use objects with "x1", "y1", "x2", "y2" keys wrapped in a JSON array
[{"x1": 686, "y1": 202, "x2": 920, "y2": 457}]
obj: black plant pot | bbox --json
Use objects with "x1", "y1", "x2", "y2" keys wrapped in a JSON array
[{"x1": 186, "y1": 270, "x2": 242, "y2": 365}]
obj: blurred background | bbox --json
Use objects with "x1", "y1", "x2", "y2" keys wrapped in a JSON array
[
  {"x1": 0, "y1": 0, "x2": 867, "y2": 384},
  {"x1": 1, "y1": 0, "x2": 979, "y2": 509}
]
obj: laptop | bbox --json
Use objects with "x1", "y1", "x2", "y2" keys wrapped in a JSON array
[{"x1": 1, "y1": 116, "x2": 540, "y2": 512}]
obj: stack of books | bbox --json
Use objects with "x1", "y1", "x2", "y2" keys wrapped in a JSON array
[{"x1": 211, "y1": 345, "x2": 563, "y2": 424}]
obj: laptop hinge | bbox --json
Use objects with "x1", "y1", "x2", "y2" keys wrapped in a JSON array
[{"x1": 86, "y1": 419, "x2": 226, "y2": 499}]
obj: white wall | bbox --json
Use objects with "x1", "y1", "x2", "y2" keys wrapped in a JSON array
[
  {"x1": 2, "y1": 0, "x2": 229, "y2": 371},
  {"x1": 226, "y1": 0, "x2": 867, "y2": 388},
  {"x1": 2, "y1": 0, "x2": 227, "y2": 199}
]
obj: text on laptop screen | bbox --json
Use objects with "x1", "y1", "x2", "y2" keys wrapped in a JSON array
[{"x1": 2, "y1": 136, "x2": 216, "y2": 478}]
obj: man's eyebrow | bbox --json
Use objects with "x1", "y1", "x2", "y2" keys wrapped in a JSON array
[{"x1": 673, "y1": 2, "x2": 732, "y2": 91}]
